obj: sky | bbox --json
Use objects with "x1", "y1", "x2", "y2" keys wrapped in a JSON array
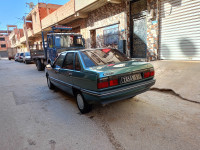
[{"x1": 0, "y1": 0, "x2": 70, "y2": 30}]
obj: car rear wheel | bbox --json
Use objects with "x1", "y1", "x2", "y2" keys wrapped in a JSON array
[
  {"x1": 47, "y1": 76, "x2": 55, "y2": 90},
  {"x1": 76, "y1": 92, "x2": 92, "y2": 114}
]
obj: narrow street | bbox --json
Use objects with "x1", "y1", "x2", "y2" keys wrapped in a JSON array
[{"x1": 0, "y1": 59, "x2": 200, "y2": 150}]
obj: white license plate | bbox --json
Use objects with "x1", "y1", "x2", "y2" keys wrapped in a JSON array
[{"x1": 121, "y1": 73, "x2": 142, "y2": 84}]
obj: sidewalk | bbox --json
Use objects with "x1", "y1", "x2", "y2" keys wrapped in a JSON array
[{"x1": 151, "y1": 60, "x2": 200, "y2": 103}]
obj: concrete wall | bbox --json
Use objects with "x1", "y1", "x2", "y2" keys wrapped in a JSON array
[
  {"x1": 147, "y1": 0, "x2": 159, "y2": 60},
  {"x1": 75, "y1": 0, "x2": 97, "y2": 12},
  {"x1": 83, "y1": 1, "x2": 128, "y2": 53},
  {"x1": 27, "y1": 3, "x2": 62, "y2": 35},
  {"x1": 39, "y1": 4, "x2": 61, "y2": 20},
  {"x1": 31, "y1": 5, "x2": 42, "y2": 35}
]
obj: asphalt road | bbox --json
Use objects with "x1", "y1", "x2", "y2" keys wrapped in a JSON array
[{"x1": 0, "y1": 59, "x2": 200, "y2": 150}]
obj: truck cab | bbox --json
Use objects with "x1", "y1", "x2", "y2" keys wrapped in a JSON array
[
  {"x1": 31, "y1": 26, "x2": 85, "y2": 71},
  {"x1": 46, "y1": 32, "x2": 84, "y2": 63}
]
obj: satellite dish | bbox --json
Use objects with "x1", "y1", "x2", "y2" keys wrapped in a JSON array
[{"x1": 29, "y1": 2, "x2": 35, "y2": 9}]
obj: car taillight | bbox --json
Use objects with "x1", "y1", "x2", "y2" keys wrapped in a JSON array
[
  {"x1": 150, "y1": 71, "x2": 155, "y2": 76},
  {"x1": 98, "y1": 76, "x2": 119, "y2": 89},
  {"x1": 98, "y1": 78, "x2": 109, "y2": 89},
  {"x1": 110, "y1": 79, "x2": 118, "y2": 87},
  {"x1": 144, "y1": 72, "x2": 150, "y2": 78},
  {"x1": 144, "y1": 69, "x2": 155, "y2": 78}
]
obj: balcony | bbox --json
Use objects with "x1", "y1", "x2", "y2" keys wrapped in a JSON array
[
  {"x1": 15, "y1": 40, "x2": 21, "y2": 47},
  {"x1": 41, "y1": 0, "x2": 75, "y2": 30},
  {"x1": 20, "y1": 36, "x2": 26, "y2": 44},
  {"x1": 27, "y1": 29, "x2": 34, "y2": 37},
  {"x1": 75, "y1": 0, "x2": 121, "y2": 13},
  {"x1": 9, "y1": 31, "x2": 15, "y2": 40}
]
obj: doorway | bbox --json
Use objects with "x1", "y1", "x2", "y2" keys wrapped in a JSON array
[{"x1": 131, "y1": 0, "x2": 147, "y2": 58}]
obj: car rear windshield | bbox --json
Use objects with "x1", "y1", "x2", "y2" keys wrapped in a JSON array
[
  {"x1": 80, "y1": 49, "x2": 130, "y2": 68},
  {"x1": 20, "y1": 53, "x2": 24, "y2": 56},
  {"x1": 25, "y1": 52, "x2": 30, "y2": 56}
]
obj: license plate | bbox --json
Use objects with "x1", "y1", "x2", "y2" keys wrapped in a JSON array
[{"x1": 121, "y1": 73, "x2": 142, "y2": 84}]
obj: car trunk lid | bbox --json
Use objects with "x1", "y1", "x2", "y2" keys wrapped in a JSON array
[{"x1": 86, "y1": 60, "x2": 154, "y2": 90}]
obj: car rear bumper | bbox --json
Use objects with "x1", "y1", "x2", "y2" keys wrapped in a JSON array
[
  {"x1": 82, "y1": 79, "x2": 156, "y2": 105},
  {"x1": 24, "y1": 58, "x2": 32, "y2": 62},
  {"x1": 18, "y1": 59, "x2": 23, "y2": 62}
]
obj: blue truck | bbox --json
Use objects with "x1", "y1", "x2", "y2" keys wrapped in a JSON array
[{"x1": 30, "y1": 26, "x2": 85, "y2": 71}]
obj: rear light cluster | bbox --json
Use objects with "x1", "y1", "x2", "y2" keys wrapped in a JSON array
[
  {"x1": 97, "y1": 76, "x2": 119, "y2": 89},
  {"x1": 144, "y1": 69, "x2": 155, "y2": 78}
]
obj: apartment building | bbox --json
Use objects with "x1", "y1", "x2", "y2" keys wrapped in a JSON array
[
  {"x1": 25, "y1": 3, "x2": 62, "y2": 50},
  {"x1": 32, "y1": 0, "x2": 159, "y2": 60},
  {"x1": 0, "y1": 30, "x2": 11, "y2": 57},
  {"x1": 18, "y1": 0, "x2": 200, "y2": 60},
  {"x1": 0, "y1": 34, "x2": 9, "y2": 51},
  {"x1": 9, "y1": 27, "x2": 25, "y2": 52}
]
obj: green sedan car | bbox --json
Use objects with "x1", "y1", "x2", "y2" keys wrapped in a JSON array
[{"x1": 45, "y1": 49, "x2": 155, "y2": 113}]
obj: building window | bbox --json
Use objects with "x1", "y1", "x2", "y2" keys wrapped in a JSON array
[
  {"x1": 103, "y1": 24, "x2": 119, "y2": 48},
  {"x1": 1, "y1": 44, "x2": 6, "y2": 48},
  {"x1": 0, "y1": 37, "x2": 5, "y2": 41}
]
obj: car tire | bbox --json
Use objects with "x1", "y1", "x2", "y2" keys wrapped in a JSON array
[
  {"x1": 36, "y1": 60, "x2": 44, "y2": 71},
  {"x1": 47, "y1": 76, "x2": 55, "y2": 90},
  {"x1": 76, "y1": 92, "x2": 92, "y2": 114}
]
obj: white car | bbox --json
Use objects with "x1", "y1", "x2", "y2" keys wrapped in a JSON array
[
  {"x1": 23, "y1": 52, "x2": 32, "y2": 64},
  {"x1": 14, "y1": 53, "x2": 20, "y2": 61}
]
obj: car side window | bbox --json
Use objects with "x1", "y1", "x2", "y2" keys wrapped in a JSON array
[
  {"x1": 53, "y1": 53, "x2": 66, "y2": 68},
  {"x1": 62, "y1": 52, "x2": 74, "y2": 70},
  {"x1": 75, "y1": 53, "x2": 81, "y2": 71}
]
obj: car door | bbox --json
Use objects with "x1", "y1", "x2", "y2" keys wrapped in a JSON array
[
  {"x1": 59, "y1": 52, "x2": 75, "y2": 95},
  {"x1": 71, "y1": 53, "x2": 85, "y2": 89},
  {"x1": 49, "y1": 53, "x2": 66, "y2": 88}
]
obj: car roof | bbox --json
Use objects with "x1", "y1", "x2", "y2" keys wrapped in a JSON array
[{"x1": 61, "y1": 48, "x2": 112, "y2": 54}]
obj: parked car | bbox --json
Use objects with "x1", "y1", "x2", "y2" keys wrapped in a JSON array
[
  {"x1": 14, "y1": 53, "x2": 20, "y2": 61},
  {"x1": 18, "y1": 53, "x2": 24, "y2": 62},
  {"x1": 45, "y1": 49, "x2": 156, "y2": 114},
  {"x1": 23, "y1": 52, "x2": 32, "y2": 64}
]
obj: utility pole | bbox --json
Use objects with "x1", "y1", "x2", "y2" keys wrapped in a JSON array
[{"x1": 23, "y1": 16, "x2": 30, "y2": 51}]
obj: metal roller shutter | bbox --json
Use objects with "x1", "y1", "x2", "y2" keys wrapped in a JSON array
[{"x1": 159, "y1": 0, "x2": 200, "y2": 60}]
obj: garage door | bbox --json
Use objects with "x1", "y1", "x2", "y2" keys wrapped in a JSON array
[{"x1": 159, "y1": 0, "x2": 200, "y2": 60}]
